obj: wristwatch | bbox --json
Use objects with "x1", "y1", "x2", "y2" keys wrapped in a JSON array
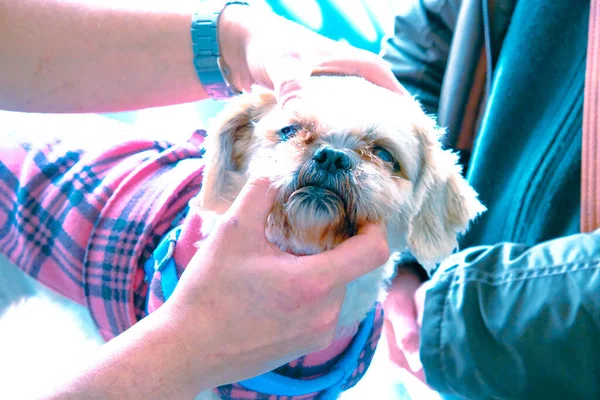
[{"x1": 190, "y1": 1, "x2": 249, "y2": 100}]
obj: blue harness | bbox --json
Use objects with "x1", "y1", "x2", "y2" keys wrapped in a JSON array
[{"x1": 144, "y1": 226, "x2": 377, "y2": 399}]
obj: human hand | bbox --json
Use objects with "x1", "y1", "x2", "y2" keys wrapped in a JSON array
[
  {"x1": 162, "y1": 176, "x2": 390, "y2": 388},
  {"x1": 383, "y1": 269, "x2": 432, "y2": 385},
  {"x1": 218, "y1": 4, "x2": 407, "y2": 107}
]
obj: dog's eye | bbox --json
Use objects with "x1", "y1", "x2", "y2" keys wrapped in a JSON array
[
  {"x1": 277, "y1": 125, "x2": 300, "y2": 141},
  {"x1": 373, "y1": 146, "x2": 401, "y2": 173}
]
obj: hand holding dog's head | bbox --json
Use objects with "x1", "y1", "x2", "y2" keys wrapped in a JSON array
[{"x1": 197, "y1": 76, "x2": 485, "y2": 267}]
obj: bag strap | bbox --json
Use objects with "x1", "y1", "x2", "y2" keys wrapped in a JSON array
[{"x1": 582, "y1": 0, "x2": 600, "y2": 233}]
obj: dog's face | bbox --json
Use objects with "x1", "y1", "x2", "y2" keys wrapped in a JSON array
[{"x1": 198, "y1": 76, "x2": 485, "y2": 268}]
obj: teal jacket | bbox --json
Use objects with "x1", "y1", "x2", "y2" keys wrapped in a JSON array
[{"x1": 382, "y1": 0, "x2": 600, "y2": 398}]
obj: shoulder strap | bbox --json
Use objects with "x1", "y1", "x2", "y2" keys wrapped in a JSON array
[{"x1": 582, "y1": 0, "x2": 600, "y2": 233}]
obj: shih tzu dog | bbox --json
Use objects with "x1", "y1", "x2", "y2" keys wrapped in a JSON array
[{"x1": 194, "y1": 75, "x2": 485, "y2": 398}]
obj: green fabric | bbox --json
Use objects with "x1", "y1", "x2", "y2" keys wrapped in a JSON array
[
  {"x1": 418, "y1": 0, "x2": 600, "y2": 398},
  {"x1": 421, "y1": 230, "x2": 600, "y2": 399},
  {"x1": 380, "y1": 0, "x2": 600, "y2": 396},
  {"x1": 461, "y1": 0, "x2": 588, "y2": 248}
]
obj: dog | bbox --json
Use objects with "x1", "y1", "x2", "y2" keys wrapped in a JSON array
[
  {"x1": 193, "y1": 75, "x2": 486, "y2": 399},
  {"x1": 0, "y1": 75, "x2": 484, "y2": 400}
]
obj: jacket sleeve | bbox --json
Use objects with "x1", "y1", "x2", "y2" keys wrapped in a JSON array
[
  {"x1": 379, "y1": 0, "x2": 460, "y2": 115},
  {"x1": 420, "y1": 230, "x2": 600, "y2": 399}
]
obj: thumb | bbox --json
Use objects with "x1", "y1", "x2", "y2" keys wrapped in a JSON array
[
  {"x1": 265, "y1": 52, "x2": 312, "y2": 110},
  {"x1": 226, "y1": 176, "x2": 279, "y2": 227},
  {"x1": 302, "y1": 223, "x2": 389, "y2": 286}
]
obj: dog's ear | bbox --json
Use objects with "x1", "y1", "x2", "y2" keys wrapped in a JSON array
[
  {"x1": 407, "y1": 125, "x2": 486, "y2": 270},
  {"x1": 198, "y1": 88, "x2": 277, "y2": 214}
]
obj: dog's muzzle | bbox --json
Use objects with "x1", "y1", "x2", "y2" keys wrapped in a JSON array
[
  {"x1": 286, "y1": 151, "x2": 358, "y2": 228},
  {"x1": 286, "y1": 185, "x2": 346, "y2": 220}
]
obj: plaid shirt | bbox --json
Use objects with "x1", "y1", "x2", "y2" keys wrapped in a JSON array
[{"x1": 0, "y1": 126, "x2": 206, "y2": 340}]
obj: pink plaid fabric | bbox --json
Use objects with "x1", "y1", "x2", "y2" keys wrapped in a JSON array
[{"x1": 0, "y1": 127, "x2": 206, "y2": 340}]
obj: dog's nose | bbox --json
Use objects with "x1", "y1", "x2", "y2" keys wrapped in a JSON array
[{"x1": 313, "y1": 146, "x2": 352, "y2": 172}]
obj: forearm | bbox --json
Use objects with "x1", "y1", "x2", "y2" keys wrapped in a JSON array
[
  {"x1": 421, "y1": 230, "x2": 600, "y2": 398},
  {"x1": 0, "y1": 0, "x2": 207, "y2": 113},
  {"x1": 41, "y1": 305, "x2": 221, "y2": 399}
]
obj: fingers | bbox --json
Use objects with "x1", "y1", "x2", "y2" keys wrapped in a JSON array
[
  {"x1": 311, "y1": 52, "x2": 409, "y2": 96},
  {"x1": 414, "y1": 280, "x2": 431, "y2": 328},
  {"x1": 253, "y1": 10, "x2": 407, "y2": 105},
  {"x1": 384, "y1": 273, "x2": 423, "y2": 371},
  {"x1": 277, "y1": 79, "x2": 304, "y2": 110},
  {"x1": 264, "y1": 41, "x2": 407, "y2": 110},
  {"x1": 384, "y1": 318, "x2": 421, "y2": 373},
  {"x1": 273, "y1": 57, "x2": 307, "y2": 110},
  {"x1": 303, "y1": 223, "x2": 390, "y2": 285},
  {"x1": 275, "y1": 55, "x2": 408, "y2": 109},
  {"x1": 384, "y1": 318, "x2": 428, "y2": 384},
  {"x1": 225, "y1": 176, "x2": 279, "y2": 228},
  {"x1": 384, "y1": 318, "x2": 410, "y2": 369},
  {"x1": 263, "y1": 16, "x2": 318, "y2": 107},
  {"x1": 263, "y1": 51, "x2": 313, "y2": 109}
]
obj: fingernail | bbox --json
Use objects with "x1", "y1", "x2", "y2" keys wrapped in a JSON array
[
  {"x1": 277, "y1": 78, "x2": 305, "y2": 110},
  {"x1": 278, "y1": 92, "x2": 302, "y2": 111}
]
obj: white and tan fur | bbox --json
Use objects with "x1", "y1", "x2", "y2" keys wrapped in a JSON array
[{"x1": 194, "y1": 75, "x2": 485, "y2": 399}]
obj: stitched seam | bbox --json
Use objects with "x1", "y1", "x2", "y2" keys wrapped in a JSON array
[
  {"x1": 472, "y1": 255, "x2": 599, "y2": 276},
  {"x1": 448, "y1": 259, "x2": 600, "y2": 287},
  {"x1": 516, "y1": 63, "x2": 585, "y2": 240},
  {"x1": 509, "y1": 43, "x2": 587, "y2": 241},
  {"x1": 434, "y1": 258, "x2": 600, "y2": 397},
  {"x1": 439, "y1": 262, "x2": 458, "y2": 395}
]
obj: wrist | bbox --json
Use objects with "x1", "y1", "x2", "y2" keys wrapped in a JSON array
[
  {"x1": 158, "y1": 296, "x2": 251, "y2": 389},
  {"x1": 217, "y1": 3, "x2": 257, "y2": 92},
  {"x1": 190, "y1": 1, "x2": 250, "y2": 100},
  {"x1": 41, "y1": 305, "x2": 222, "y2": 399},
  {"x1": 154, "y1": 302, "x2": 224, "y2": 387}
]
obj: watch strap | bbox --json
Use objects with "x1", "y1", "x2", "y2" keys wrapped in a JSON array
[{"x1": 190, "y1": 1, "x2": 248, "y2": 100}]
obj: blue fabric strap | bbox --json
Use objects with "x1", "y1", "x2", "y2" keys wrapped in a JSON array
[
  {"x1": 144, "y1": 226, "x2": 183, "y2": 304},
  {"x1": 237, "y1": 307, "x2": 376, "y2": 397}
]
